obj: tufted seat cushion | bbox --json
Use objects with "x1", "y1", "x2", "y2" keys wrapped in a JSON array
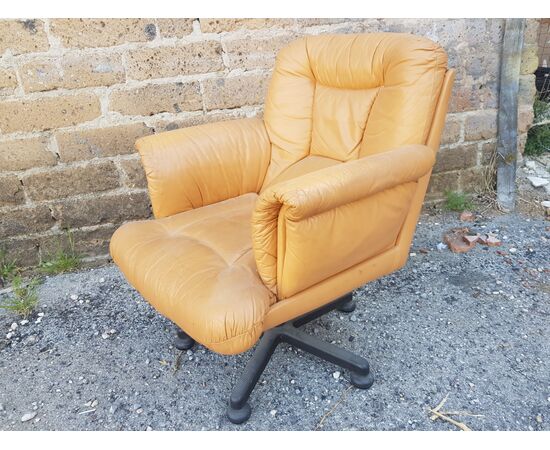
[{"x1": 110, "y1": 193, "x2": 275, "y2": 355}]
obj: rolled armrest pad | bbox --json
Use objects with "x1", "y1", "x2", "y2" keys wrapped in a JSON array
[
  {"x1": 252, "y1": 144, "x2": 435, "y2": 293},
  {"x1": 136, "y1": 118, "x2": 271, "y2": 218}
]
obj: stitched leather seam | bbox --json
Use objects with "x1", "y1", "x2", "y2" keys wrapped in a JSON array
[{"x1": 359, "y1": 86, "x2": 381, "y2": 155}]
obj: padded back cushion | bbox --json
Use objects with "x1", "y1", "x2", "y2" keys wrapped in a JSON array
[{"x1": 262, "y1": 33, "x2": 448, "y2": 187}]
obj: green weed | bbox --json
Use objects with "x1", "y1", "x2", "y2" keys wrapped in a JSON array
[
  {"x1": 0, "y1": 275, "x2": 40, "y2": 318},
  {"x1": 444, "y1": 190, "x2": 474, "y2": 212},
  {"x1": 38, "y1": 230, "x2": 81, "y2": 275}
]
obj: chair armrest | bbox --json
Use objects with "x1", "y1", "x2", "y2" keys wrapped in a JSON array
[
  {"x1": 252, "y1": 144, "x2": 435, "y2": 297},
  {"x1": 136, "y1": 118, "x2": 271, "y2": 218}
]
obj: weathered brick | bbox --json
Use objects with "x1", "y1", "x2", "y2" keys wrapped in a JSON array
[
  {"x1": 0, "y1": 137, "x2": 56, "y2": 171},
  {"x1": 433, "y1": 144, "x2": 478, "y2": 173},
  {"x1": 449, "y1": 80, "x2": 498, "y2": 114},
  {"x1": 72, "y1": 225, "x2": 117, "y2": 258},
  {"x1": 157, "y1": 19, "x2": 194, "y2": 38},
  {"x1": 518, "y1": 74, "x2": 537, "y2": 107},
  {"x1": 0, "y1": 68, "x2": 17, "y2": 95},
  {"x1": 464, "y1": 110, "x2": 498, "y2": 141},
  {"x1": 0, "y1": 94, "x2": 101, "y2": 133},
  {"x1": 518, "y1": 105, "x2": 534, "y2": 134},
  {"x1": 109, "y1": 82, "x2": 202, "y2": 116},
  {"x1": 126, "y1": 41, "x2": 223, "y2": 80},
  {"x1": 151, "y1": 110, "x2": 250, "y2": 133},
  {"x1": 224, "y1": 34, "x2": 295, "y2": 70},
  {"x1": 0, "y1": 19, "x2": 49, "y2": 55},
  {"x1": 50, "y1": 19, "x2": 156, "y2": 48},
  {"x1": 460, "y1": 167, "x2": 486, "y2": 191},
  {"x1": 0, "y1": 205, "x2": 54, "y2": 238},
  {"x1": 517, "y1": 132, "x2": 528, "y2": 155},
  {"x1": 524, "y1": 18, "x2": 540, "y2": 45},
  {"x1": 35, "y1": 226, "x2": 116, "y2": 261},
  {"x1": 427, "y1": 171, "x2": 460, "y2": 197},
  {"x1": 0, "y1": 175, "x2": 24, "y2": 206},
  {"x1": 52, "y1": 191, "x2": 151, "y2": 228},
  {"x1": 55, "y1": 123, "x2": 152, "y2": 162},
  {"x1": 120, "y1": 158, "x2": 147, "y2": 189},
  {"x1": 441, "y1": 115, "x2": 462, "y2": 145},
  {"x1": 202, "y1": 74, "x2": 269, "y2": 110},
  {"x1": 520, "y1": 45, "x2": 539, "y2": 75},
  {"x1": 0, "y1": 237, "x2": 40, "y2": 268},
  {"x1": 20, "y1": 53, "x2": 125, "y2": 93},
  {"x1": 295, "y1": 19, "x2": 349, "y2": 27},
  {"x1": 22, "y1": 162, "x2": 119, "y2": 201},
  {"x1": 200, "y1": 18, "x2": 293, "y2": 33}
]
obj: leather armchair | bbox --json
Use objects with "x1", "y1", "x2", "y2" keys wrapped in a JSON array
[{"x1": 110, "y1": 33, "x2": 454, "y2": 424}]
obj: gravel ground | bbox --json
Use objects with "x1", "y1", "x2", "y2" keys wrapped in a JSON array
[{"x1": 0, "y1": 210, "x2": 549, "y2": 431}]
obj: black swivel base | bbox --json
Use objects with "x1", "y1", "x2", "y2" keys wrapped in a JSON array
[
  {"x1": 174, "y1": 329, "x2": 195, "y2": 351},
  {"x1": 227, "y1": 292, "x2": 373, "y2": 424}
]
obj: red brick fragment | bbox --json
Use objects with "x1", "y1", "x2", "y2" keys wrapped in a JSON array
[
  {"x1": 478, "y1": 234, "x2": 489, "y2": 245},
  {"x1": 443, "y1": 227, "x2": 476, "y2": 253},
  {"x1": 463, "y1": 234, "x2": 480, "y2": 244},
  {"x1": 459, "y1": 211, "x2": 475, "y2": 222},
  {"x1": 486, "y1": 235, "x2": 501, "y2": 246}
]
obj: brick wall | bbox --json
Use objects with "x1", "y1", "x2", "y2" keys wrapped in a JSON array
[{"x1": 0, "y1": 18, "x2": 540, "y2": 268}]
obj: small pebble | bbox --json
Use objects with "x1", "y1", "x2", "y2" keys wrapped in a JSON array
[
  {"x1": 270, "y1": 409, "x2": 277, "y2": 416},
  {"x1": 70, "y1": 294, "x2": 78, "y2": 301},
  {"x1": 19, "y1": 320, "x2": 29, "y2": 325},
  {"x1": 24, "y1": 335, "x2": 38, "y2": 345},
  {"x1": 332, "y1": 371, "x2": 341, "y2": 379},
  {"x1": 21, "y1": 412, "x2": 37, "y2": 422},
  {"x1": 10, "y1": 322, "x2": 17, "y2": 331}
]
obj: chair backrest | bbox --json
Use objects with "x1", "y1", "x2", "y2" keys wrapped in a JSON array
[{"x1": 261, "y1": 33, "x2": 448, "y2": 187}]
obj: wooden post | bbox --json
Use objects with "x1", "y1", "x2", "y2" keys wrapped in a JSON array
[{"x1": 496, "y1": 18, "x2": 525, "y2": 211}]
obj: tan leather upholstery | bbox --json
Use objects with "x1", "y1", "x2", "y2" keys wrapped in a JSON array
[
  {"x1": 252, "y1": 145, "x2": 435, "y2": 298},
  {"x1": 111, "y1": 193, "x2": 275, "y2": 354},
  {"x1": 136, "y1": 118, "x2": 271, "y2": 218},
  {"x1": 110, "y1": 33, "x2": 455, "y2": 355}
]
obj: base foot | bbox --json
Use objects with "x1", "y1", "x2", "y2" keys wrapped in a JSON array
[
  {"x1": 174, "y1": 329, "x2": 195, "y2": 351},
  {"x1": 337, "y1": 299, "x2": 356, "y2": 313},
  {"x1": 227, "y1": 402, "x2": 251, "y2": 424},
  {"x1": 350, "y1": 371, "x2": 374, "y2": 389}
]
